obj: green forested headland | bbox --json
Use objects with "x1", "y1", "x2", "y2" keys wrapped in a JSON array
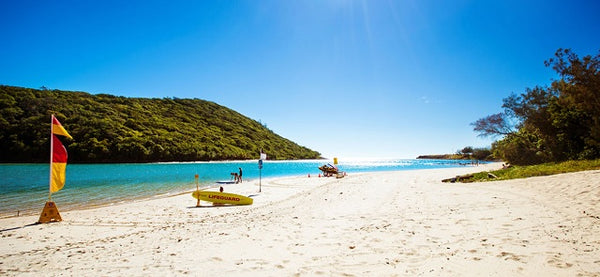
[{"x1": 0, "y1": 85, "x2": 321, "y2": 163}]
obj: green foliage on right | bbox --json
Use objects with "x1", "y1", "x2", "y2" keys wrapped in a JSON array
[
  {"x1": 473, "y1": 48, "x2": 600, "y2": 165},
  {"x1": 0, "y1": 85, "x2": 322, "y2": 163},
  {"x1": 470, "y1": 159, "x2": 600, "y2": 182}
]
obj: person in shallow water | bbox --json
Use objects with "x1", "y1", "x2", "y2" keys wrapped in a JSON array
[{"x1": 238, "y1": 167, "x2": 243, "y2": 183}]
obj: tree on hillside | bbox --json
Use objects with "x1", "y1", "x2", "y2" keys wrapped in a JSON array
[
  {"x1": 472, "y1": 148, "x2": 492, "y2": 161},
  {"x1": 459, "y1": 146, "x2": 474, "y2": 155},
  {"x1": 472, "y1": 48, "x2": 600, "y2": 165},
  {"x1": 471, "y1": 113, "x2": 516, "y2": 138}
]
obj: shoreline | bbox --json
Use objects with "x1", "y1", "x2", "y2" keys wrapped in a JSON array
[
  {"x1": 0, "y1": 160, "x2": 487, "y2": 219},
  {"x1": 2, "y1": 163, "x2": 599, "y2": 276}
]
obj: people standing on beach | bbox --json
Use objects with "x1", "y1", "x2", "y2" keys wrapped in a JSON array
[{"x1": 238, "y1": 167, "x2": 243, "y2": 183}]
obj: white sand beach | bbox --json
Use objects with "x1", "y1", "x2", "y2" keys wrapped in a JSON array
[{"x1": 1, "y1": 163, "x2": 599, "y2": 276}]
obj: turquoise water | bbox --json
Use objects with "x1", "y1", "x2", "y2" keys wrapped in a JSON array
[{"x1": 0, "y1": 159, "x2": 477, "y2": 217}]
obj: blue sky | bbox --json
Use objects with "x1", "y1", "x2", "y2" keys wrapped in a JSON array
[{"x1": 2, "y1": 0, "x2": 599, "y2": 159}]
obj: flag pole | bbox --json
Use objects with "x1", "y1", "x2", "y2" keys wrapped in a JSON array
[
  {"x1": 39, "y1": 114, "x2": 67, "y2": 223},
  {"x1": 48, "y1": 115, "x2": 54, "y2": 202}
]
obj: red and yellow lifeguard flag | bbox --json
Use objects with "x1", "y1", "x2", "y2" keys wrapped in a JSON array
[
  {"x1": 50, "y1": 134, "x2": 68, "y2": 193},
  {"x1": 49, "y1": 115, "x2": 72, "y2": 194},
  {"x1": 52, "y1": 115, "x2": 72, "y2": 139}
]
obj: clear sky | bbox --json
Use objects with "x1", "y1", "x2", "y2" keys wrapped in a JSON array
[{"x1": 1, "y1": 1, "x2": 599, "y2": 159}]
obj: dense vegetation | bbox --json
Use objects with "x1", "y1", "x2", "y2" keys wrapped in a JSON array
[
  {"x1": 0, "y1": 86, "x2": 321, "y2": 163},
  {"x1": 417, "y1": 147, "x2": 494, "y2": 161},
  {"x1": 473, "y1": 48, "x2": 600, "y2": 165}
]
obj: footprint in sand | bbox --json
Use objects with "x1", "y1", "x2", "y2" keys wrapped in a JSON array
[
  {"x1": 547, "y1": 258, "x2": 573, "y2": 268},
  {"x1": 497, "y1": 251, "x2": 525, "y2": 262}
]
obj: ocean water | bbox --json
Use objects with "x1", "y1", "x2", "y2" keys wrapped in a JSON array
[{"x1": 0, "y1": 159, "x2": 479, "y2": 217}]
